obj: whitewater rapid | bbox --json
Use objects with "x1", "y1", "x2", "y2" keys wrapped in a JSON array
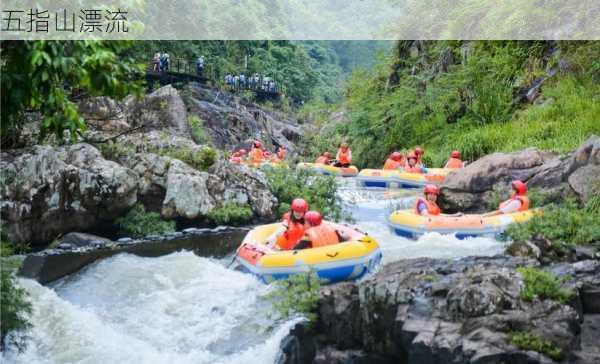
[
  {"x1": 3, "y1": 178, "x2": 507, "y2": 364},
  {"x1": 2, "y1": 252, "x2": 297, "y2": 364}
]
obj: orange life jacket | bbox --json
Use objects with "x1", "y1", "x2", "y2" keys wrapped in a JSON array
[
  {"x1": 414, "y1": 198, "x2": 441, "y2": 216},
  {"x1": 337, "y1": 148, "x2": 351, "y2": 165},
  {"x1": 499, "y1": 195, "x2": 530, "y2": 212},
  {"x1": 445, "y1": 157, "x2": 464, "y2": 169},
  {"x1": 305, "y1": 224, "x2": 339, "y2": 248},
  {"x1": 383, "y1": 158, "x2": 403, "y2": 170},
  {"x1": 249, "y1": 148, "x2": 264, "y2": 163},
  {"x1": 276, "y1": 213, "x2": 306, "y2": 250},
  {"x1": 404, "y1": 164, "x2": 422, "y2": 173}
]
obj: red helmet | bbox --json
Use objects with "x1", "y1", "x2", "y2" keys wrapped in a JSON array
[
  {"x1": 414, "y1": 147, "x2": 424, "y2": 156},
  {"x1": 304, "y1": 210, "x2": 322, "y2": 226},
  {"x1": 451, "y1": 150, "x2": 461, "y2": 158},
  {"x1": 253, "y1": 141, "x2": 262, "y2": 148},
  {"x1": 291, "y1": 198, "x2": 309, "y2": 213},
  {"x1": 324, "y1": 152, "x2": 332, "y2": 158},
  {"x1": 512, "y1": 180, "x2": 527, "y2": 195},
  {"x1": 239, "y1": 149, "x2": 247, "y2": 155},
  {"x1": 391, "y1": 152, "x2": 402, "y2": 161},
  {"x1": 407, "y1": 151, "x2": 417, "y2": 161},
  {"x1": 424, "y1": 184, "x2": 440, "y2": 195}
]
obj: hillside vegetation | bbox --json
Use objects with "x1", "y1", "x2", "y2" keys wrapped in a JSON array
[{"x1": 305, "y1": 41, "x2": 600, "y2": 168}]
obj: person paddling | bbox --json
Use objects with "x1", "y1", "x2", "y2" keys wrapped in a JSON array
[
  {"x1": 483, "y1": 180, "x2": 530, "y2": 217},
  {"x1": 414, "y1": 147, "x2": 424, "y2": 166},
  {"x1": 415, "y1": 185, "x2": 462, "y2": 217},
  {"x1": 267, "y1": 198, "x2": 309, "y2": 250},
  {"x1": 444, "y1": 150, "x2": 464, "y2": 169},
  {"x1": 248, "y1": 141, "x2": 265, "y2": 163},
  {"x1": 276, "y1": 146, "x2": 287, "y2": 161},
  {"x1": 315, "y1": 152, "x2": 333, "y2": 165},
  {"x1": 404, "y1": 152, "x2": 427, "y2": 173},
  {"x1": 383, "y1": 152, "x2": 404, "y2": 170},
  {"x1": 334, "y1": 143, "x2": 352, "y2": 168}
]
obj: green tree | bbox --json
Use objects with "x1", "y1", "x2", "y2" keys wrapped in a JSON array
[{"x1": 1, "y1": 40, "x2": 144, "y2": 146}]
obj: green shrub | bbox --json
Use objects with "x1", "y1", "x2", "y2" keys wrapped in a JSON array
[
  {"x1": 1, "y1": 270, "x2": 33, "y2": 352},
  {"x1": 207, "y1": 203, "x2": 253, "y2": 225},
  {"x1": 264, "y1": 168, "x2": 347, "y2": 221},
  {"x1": 98, "y1": 140, "x2": 136, "y2": 161},
  {"x1": 187, "y1": 115, "x2": 211, "y2": 145},
  {"x1": 157, "y1": 146, "x2": 217, "y2": 171},
  {"x1": 265, "y1": 271, "x2": 322, "y2": 324},
  {"x1": 509, "y1": 331, "x2": 563, "y2": 361},
  {"x1": 516, "y1": 266, "x2": 573, "y2": 304},
  {"x1": 116, "y1": 204, "x2": 176, "y2": 238},
  {"x1": 504, "y1": 200, "x2": 600, "y2": 246}
]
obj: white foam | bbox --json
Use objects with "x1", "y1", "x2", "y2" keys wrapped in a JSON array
[{"x1": 2, "y1": 252, "x2": 295, "y2": 364}]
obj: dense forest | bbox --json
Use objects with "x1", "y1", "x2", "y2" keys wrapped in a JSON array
[
  {"x1": 305, "y1": 41, "x2": 600, "y2": 168},
  {"x1": 0, "y1": 40, "x2": 390, "y2": 147}
]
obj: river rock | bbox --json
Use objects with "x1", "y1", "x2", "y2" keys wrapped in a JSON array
[
  {"x1": 124, "y1": 85, "x2": 189, "y2": 134},
  {"x1": 440, "y1": 135, "x2": 600, "y2": 212},
  {"x1": 310, "y1": 256, "x2": 593, "y2": 363},
  {"x1": 78, "y1": 96, "x2": 130, "y2": 132},
  {"x1": 1, "y1": 144, "x2": 138, "y2": 246},
  {"x1": 59, "y1": 232, "x2": 113, "y2": 247}
]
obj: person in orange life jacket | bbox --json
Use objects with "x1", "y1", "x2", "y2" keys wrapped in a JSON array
[
  {"x1": 483, "y1": 180, "x2": 530, "y2": 217},
  {"x1": 276, "y1": 146, "x2": 287, "y2": 161},
  {"x1": 266, "y1": 198, "x2": 309, "y2": 250},
  {"x1": 404, "y1": 152, "x2": 428, "y2": 174},
  {"x1": 293, "y1": 211, "x2": 345, "y2": 250},
  {"x1": 414, "y1": 184, "x2": 463, "y2": 217},
  {"x1": 229, "y1": 151, "x2": 242, "y2": 164},
  {"x1": 445, "y1": 150, "x2": 464, "y2": 169},
  {"x1": 263, "y1": 151, "x2": 274, "y2": 162},
  {"x1": 334, "y1": 143, "x2": 352, "y2": 168},
  {"x1": 414, "y1": 147, "x2": 424, "y2": 166},
  {"x1": 315, "y1": 152, "x2": 333, "y2": 165},
  {"x1": 383, "y1": 151, "x2": 404, "y2": 170},
  {"x1": 249, "y1": 140, "x2": 264, "y2": 163}
]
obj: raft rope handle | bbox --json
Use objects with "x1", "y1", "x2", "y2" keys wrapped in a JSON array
[{"x1": 326, "y1": 252, "x2": 339, "y2": 258}]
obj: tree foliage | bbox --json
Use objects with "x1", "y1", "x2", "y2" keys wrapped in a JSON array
[
  {"x1": 1, "y1": 40, "x2": 144, "y2": 146},
  {"x1": 1, "y1": 271, "x2": 33, "y2": 352}
]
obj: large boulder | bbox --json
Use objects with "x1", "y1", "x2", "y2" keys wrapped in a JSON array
[
  {"x1": 124, "y1": 85, "x2": 189, "y2": 134},
  {"x1": 184, "y1": 83, "x2": 301, "y2": 155},
  {"x1": 120, "y1": 153, "x2": 276, "y2": 221},
  {"x1": 1, "y1": 144, "x2": 138, "y2": 245},
  {"x1": 440, "y1": 136, "x2": 600, "y2": 212},
  {"x1": 311, "y1": 256, "x2": 592, "y2": 363}
]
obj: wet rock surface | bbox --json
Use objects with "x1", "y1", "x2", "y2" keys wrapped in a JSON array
[
  {"x1": 18, "y1": 226, "x2": 249, "y2": 284},
  {"x1": 278, "y1": 255, "x2": 600, "y2": 364},
  {"x1": 440, "y1": 135, "x2": 600, "y2": 212}
]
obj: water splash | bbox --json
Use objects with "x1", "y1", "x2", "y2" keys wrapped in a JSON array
[
  {"x1": 338, "y1": 180, "x2": 507, "y2": 264},
  {"x1": 2, "y1": 252, "x2": 295, "y2": 364}
]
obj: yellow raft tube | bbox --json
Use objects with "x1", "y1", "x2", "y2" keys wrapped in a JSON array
[
  {"x1": 387, "y1": 209, "x2": 538, "y2": 239},
  {"x1": 357, "y1": 168, "x2": 451, "y2": 188},
  {"x1": 235, "y1": 222, "x2": 382, "y2": 283},
  {"x1": 296, "y1": 162, "x2": 359, "y2": 177}
]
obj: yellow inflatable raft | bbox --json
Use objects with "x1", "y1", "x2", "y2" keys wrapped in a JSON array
[
  {"x1": 235, "y1": 222, "x2": 382, "y2": 283},
  {"x1": 357, "y1": 168, "x2": 451, "y2": 188},
  {"x1": 387, "y1": 209, "x2": 538, "y2": 239},
  {"x1": 296, "y1": 162, "x2": 359, "y2": 177}
]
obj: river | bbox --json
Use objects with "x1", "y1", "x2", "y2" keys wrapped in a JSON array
[{"x1": 3, "y1": 179, "x2": 507, "y2": 363}]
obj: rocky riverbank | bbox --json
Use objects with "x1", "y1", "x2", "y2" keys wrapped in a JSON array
[
  {"x1": 1, "y1": 83, "x2": 306, "y2": 247},
  {"x1": 279, "y1": 255, "x2": 600, "y2": 364}
]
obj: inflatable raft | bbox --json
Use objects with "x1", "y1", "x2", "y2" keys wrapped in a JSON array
[
  {"x1": 235, "y1": 222, "x2": 382, "y2": 283},
  {"x1": 357, "y1": 168, "x2": 450, "y2": 188},
  {"x1": 297, "y1": 162, "x2": 359, "y2": 177},
  {"x1": 387, "y1": 209, "x2": 537, "y2": 239}
]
